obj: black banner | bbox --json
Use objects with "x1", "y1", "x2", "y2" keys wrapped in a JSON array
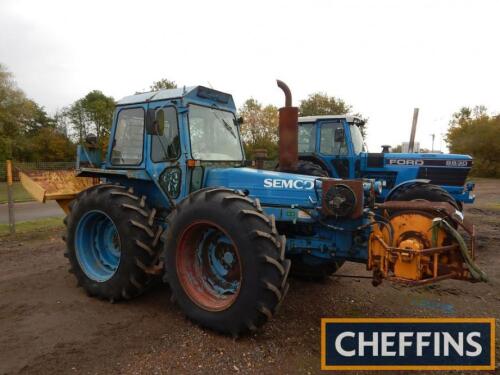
[{"x1": 321, "y1": 318, "x2": 494, "y2": 370}]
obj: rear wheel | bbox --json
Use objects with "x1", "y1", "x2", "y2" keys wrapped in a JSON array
[
  {"x1": 164, "y1": 188, "x2": 291, "y2": 336},
  {"x1": 388, "y1": 182, "x2": 461, "y2": 211},
  {"x1": 295, "y1": 160, "x2": 328, "y2": 176},
  {"x1": 64, "y1": 184, "x2": 163, "y2": 301},
  {"x1": 278, "y1": 160, "x2": 328, "y2": 177}
]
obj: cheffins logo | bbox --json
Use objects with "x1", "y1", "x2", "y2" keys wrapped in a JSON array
[{"x1": 321, "y1": 318, "x2": 495, "y2": 370}]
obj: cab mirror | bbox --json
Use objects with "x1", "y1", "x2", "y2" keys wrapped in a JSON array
[
  {"x1": 234, "y1": 116, "x2": 244, "y2": 126},
  {"x1": 334, "y1": 127, "x2": 345, "y2": 143}
]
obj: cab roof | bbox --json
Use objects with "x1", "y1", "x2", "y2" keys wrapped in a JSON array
[
  {"x1": 299, "y1": 115, "x2": 364, "y2": 124},
  {"x1": 116, "y1": 86, "x2": 235, "y2": 110}
]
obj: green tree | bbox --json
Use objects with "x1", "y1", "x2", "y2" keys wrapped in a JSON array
[
  {"x1": 150, "y1": 78, "x2": 177, "y2": 91},
  {"x1": 81, "y1": 90, "x2": 115, "y2": 146},
  {"x1": 238, "y1": 99, "x2": 279, "y2": 160},
  {"x1": 299, "y1": 92, "x2": 351, "y2": 116},
  {"x1": 29, "y1": 127, "x2": 76, "y2": 161},
  {"x1": 0, "y1": 64, "x2": 36, "y2": 155},
  {"x1": 24, "y1": 103, "x2": 56, "y2": 135},
  {"x1": 63, "y1": 91, "x2": 115, "y2": 148},
  {"x1": 65, "y1": 99, "x2": 88, "y2": 144},
  {"x1": 299, "y1": 92, "x2": 367, "y2": 136},
  {"x1": 446, "y1": 106, "x2": 500, "y2": 177},
  {"x1": 0, "y1": 64, "x2": 75, "y2": 161}
]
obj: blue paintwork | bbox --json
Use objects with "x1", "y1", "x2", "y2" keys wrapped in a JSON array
[
  {"x1": 297, "y1": 117, "x2": 475, "y2": 204},
  {"x1": 76, "y1": 145, "x2": 101, "y2": 168},
  {"x1": 75, "y1": 210, "x2": 121, "y2": 282},
  {"x1": 204, "y1": 166, "x2": 370, "y2": 261},
  {"x1": 205, "y1": 167, "x2": 321, "y2": 208},
  {"x1": 198, "y1": 227, "x2": 239, "y2": 295},
  {"x1": 75, "y1": 87, "x2": 378, "y2": 270}
]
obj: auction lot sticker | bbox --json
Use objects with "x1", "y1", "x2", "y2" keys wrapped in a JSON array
[{"x1": 321, "y1": 318, "x2": 495, "y2": 371}]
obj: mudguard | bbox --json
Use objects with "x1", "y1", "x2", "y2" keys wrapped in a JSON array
[{"x1": 385, "y1": 179, "x2": 430, "y2": 201}]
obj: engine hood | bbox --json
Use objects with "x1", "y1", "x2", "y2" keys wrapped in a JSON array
[
  {"x1": 203, "y1": 167, "x2": 322, "y2": 208},
  {"x1": 384, "y1": 152, "x2": 472, "y2": 160},
  {"x1": 364, "y1": 152, "x2": 473, "y2": 168}
]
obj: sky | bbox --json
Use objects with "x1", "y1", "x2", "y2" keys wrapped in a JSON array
[{"x1": 1, "y1": 0, "x2": 499, "y2": 152}]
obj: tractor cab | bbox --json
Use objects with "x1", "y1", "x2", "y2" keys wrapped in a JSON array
[
  {"x1": 298, "y1": 115, "x2": 366, "y2": 179},
  {"x1": 77, "y1": 86, "x2": 245, "y2": 209},
  {"x1": 297, "y1": 115, "x2": 475, "y2": 206}
]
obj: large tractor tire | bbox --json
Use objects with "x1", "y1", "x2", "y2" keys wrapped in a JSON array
[
  {"x1": 163, "y1": 188, "x2": 291, "y2": 336},
  {"x1": 388, "y1": 182, "x2": 461, "y2": 211},
  {"x1": 278, "y1": 160, "x2": 328, "y2": 177},
  {"x1": 64, "y1": 184, "x2": 163, "y2": 302},
  {"x1": 294, "y1": 160, "x2": 328, "y2": 177}
]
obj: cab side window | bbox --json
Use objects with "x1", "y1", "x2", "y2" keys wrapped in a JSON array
[
  {"x1": 111, "y1": 108, "x2": 144, "y2": 165},
  {"x1": 298, "y1": 123, "x2": 316, "y2": 153},
  {"x1": 151, "y1": 107, "x2": 180, "y2": 162},
  {"x1": 320, "y1": 123, "x2": 348, "y2": 155}
]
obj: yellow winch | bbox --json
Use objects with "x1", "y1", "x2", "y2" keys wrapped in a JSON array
[{"x1": 368, "y1": 201, "x2": 486, "y2": 286}]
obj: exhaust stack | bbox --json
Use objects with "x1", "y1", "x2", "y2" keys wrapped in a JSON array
[
  {"x1": 276, "y1": 80, "x2": 299, "y2": 172},
  {"x1": 408, "y1": 108, "x2": 419, "y2": 153}
]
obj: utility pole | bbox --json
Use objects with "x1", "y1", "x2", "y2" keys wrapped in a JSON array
[
  {"x1": 6, "y1": 160, "x2": 16, "y2": 234},
  {"x1": 430, "y1": 133, "x2": 435, "y2": 152},
  {"x1": 408, "y1": 108, "x2": 419, "y2": 153}
]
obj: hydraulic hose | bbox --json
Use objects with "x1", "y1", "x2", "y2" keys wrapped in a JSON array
[{"x1": 431, "y1": 218, "x2": 488, "y2": 282}]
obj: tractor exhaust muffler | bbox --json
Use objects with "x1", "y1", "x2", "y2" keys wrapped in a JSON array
[{"x1": 277, "y1": 80, "x2": 299, "y2": 172}]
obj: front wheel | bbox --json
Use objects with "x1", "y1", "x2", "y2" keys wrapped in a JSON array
[
  {"x1": 64, "y1": 184, "x2": 163, "y2": 301},
  {"x1": 388, "y1": 183, "x2": 461, "y2": 211},
  {"x1": 164, "y1": 188, "x2": 291, "y2": 336}
]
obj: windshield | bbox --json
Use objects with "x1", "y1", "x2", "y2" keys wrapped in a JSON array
[
  {"x1": 188, "y1": 105, "x2": 243, "y2": 161},
  {"x1": 350, "y1": 124, "x2": 365, "y2": 154}
]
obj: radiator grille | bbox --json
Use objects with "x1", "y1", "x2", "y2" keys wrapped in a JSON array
[{"x1": 417, "y1": 167, "x2": 470, "y2": 186}]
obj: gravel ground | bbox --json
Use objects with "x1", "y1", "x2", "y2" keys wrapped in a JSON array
[{"x1": 0, "y1": 179, "x2": 499, "y2": 375}]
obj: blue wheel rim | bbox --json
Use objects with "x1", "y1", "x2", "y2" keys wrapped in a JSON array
[
  {"x1": 75, "y1": 210, "x2": 121, "y2": 282},
  {"x1": 177, "y1": 221, "x2": 241, "y2": 311},
  {"x1": 197, "y1": 228, "x2": 240, "y2": 295}
]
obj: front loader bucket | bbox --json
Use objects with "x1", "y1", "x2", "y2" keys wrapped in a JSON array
[{"x1": 19, "y1": 169, "x2": 97, "y2": 214}]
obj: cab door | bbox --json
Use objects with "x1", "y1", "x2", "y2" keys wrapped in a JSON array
[
  {"x1": 145, "y1": 102, "x2": 185, "y2": 205},
  {"x1": 318, "y1": 121, "x2": 353, "y2": 178}
]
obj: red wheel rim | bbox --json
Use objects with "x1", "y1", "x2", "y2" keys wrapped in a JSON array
[{"x1": 176, "y1": 221, "x2": 242, "y2": 311}]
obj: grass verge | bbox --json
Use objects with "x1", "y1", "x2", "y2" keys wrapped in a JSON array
[
  {"x1": 0, "y1": 217, "x2": 64, "y2": 237},
  {"x1": 0, "y1": 182, "x2": 34, "y2": 204}
]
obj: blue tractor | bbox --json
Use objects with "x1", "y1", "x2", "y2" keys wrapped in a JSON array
[
  {"x1": 294, "y1": 115, "x2": 475, "y2": 210},
  {"x1": 42, "y1": 81, "x2": 483, "y2": 336}
]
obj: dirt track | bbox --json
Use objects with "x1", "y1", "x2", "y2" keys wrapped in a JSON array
[{"x1": 0, "y1": 179, "x2": 499, "y2": 374}]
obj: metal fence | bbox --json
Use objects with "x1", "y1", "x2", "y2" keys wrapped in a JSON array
[
  {"x1": 0, "y1": 161, "x2": 75, "y2": 182},
  {"x1": 0, "y1": 159, "x2": 279, "y2": 182}
]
